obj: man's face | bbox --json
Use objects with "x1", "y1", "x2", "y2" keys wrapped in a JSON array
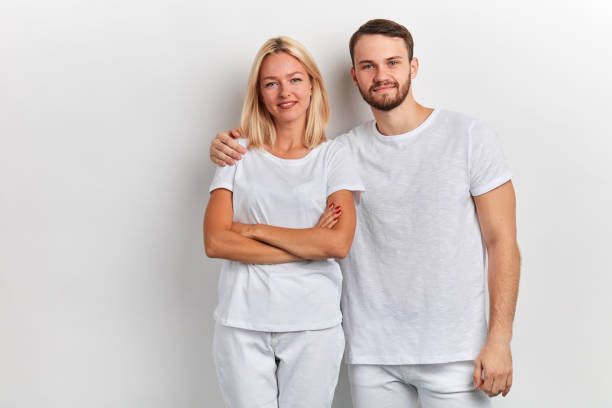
[{"x1": 351, "y1": 34, "x2": 416, "y2": 111}]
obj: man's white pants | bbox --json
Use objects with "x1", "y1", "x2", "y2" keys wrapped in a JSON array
[
  {"x1": 348, "y1": 361, "x2": 492, "y2": 408},
  {"x1": 212, "y1": 323, "x2": 345, "y2": 408}
]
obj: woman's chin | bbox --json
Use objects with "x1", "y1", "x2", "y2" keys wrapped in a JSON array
[{"x1": 271, "y1": 111, "x2": 307, "y2": 125}]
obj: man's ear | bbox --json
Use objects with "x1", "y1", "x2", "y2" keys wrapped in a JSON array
[
  {"x1": 410, "y1": 57, "x2": 419, "y2": 79},
  {"x1": 350, "y1": 66, "x2": 359, "y2": 87}
]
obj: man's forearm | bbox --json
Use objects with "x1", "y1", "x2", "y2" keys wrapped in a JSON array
[{"x1": 487, "y1": 240, "x2": 521, "y2": 343}]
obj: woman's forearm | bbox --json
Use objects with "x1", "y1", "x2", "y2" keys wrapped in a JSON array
[
  {"x1": 244, "y1": 224, "x2": 350, "y2": 260},
  {"x1": 205, "y1": 229, "x2": 302, "y2": 264}
]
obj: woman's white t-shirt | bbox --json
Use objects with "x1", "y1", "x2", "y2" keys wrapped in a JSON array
[{"x1": 209, "y1": 138, "x2": 364, "y2": 332}]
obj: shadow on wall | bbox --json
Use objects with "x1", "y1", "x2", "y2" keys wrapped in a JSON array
[
  {"x1": 171, "y1": 62, "x2": 251, "y2": 407},
  {"x1": 327, "y1": 59, "x2": 372, "y2": 139},
  {"x1": 204, "y1": 63, "x2": 246, "y2": 135}
]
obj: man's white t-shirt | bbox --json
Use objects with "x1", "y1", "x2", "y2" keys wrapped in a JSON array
[
  {"x1": 336, "y1": 108, "x2": 512, "y2": 364},
  {"x1": 209, "y1": 139, "x2": 364, "y2": 332}
]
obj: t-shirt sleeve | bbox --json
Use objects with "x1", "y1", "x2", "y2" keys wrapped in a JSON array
[
  {"x1": 209, "y1": 163, "x2": 237, "y2": 193},
  {"x1": 468, "y1": 120, "x2": 512, "y2": 196},
  {"x1": 326, "y1": 141, "x2": 365, "y2": 197},
  {"x1": 208, "y1": 139, "x2": 246, "y2": 193}
]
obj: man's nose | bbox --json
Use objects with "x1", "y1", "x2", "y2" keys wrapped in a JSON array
[{"x1": 373, "y1": 66, "x2": 391, "y2": 83}]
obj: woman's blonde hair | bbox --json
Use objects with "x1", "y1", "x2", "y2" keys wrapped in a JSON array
[{"x1": 240, "y1": 36, "x2": 330, "y2": 149}]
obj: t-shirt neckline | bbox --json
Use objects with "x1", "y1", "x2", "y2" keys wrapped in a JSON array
[
  {"x1": 260, "y1": 140, "x2": 327, "y2": 165},
  {"x1": 372, "y1": 108, "x2": 440, "y2": 142}
]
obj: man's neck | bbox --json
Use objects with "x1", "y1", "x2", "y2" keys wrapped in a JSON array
[{"x1": 372, "y1": 94, "x2": 434, "y2": 136}]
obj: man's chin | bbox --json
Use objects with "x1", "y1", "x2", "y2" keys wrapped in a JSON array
[{"x1": 368, "y1": 97, "x2": 402, "y2": 111}]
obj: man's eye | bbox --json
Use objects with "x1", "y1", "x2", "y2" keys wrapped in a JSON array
[
  {"x1": 389, "y1": 61, "x2": 398, "y2": 66},
  {"x1": 363, "y1": 64, "x2": 373, "y2": 69}
]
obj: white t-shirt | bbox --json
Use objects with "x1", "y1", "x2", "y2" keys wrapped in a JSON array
[
  {"x1": 209, "y1": 138, "x2": 364, "y2": 332},
  {"x1": 336, "y1": 108, "x2": 512, "y2": 364}
]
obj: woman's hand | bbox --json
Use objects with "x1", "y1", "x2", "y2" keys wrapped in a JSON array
[
  {"x1": 231, "y1": 201, "x2": 342, "y2": 239},
  {"x1": 315, "y1": 202, "x2": 342, "y2": 229}
]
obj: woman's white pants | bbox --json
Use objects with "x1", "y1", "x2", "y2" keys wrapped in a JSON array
[{"x1": 213, "y1": 323, "x2": 345, "y2": 408}]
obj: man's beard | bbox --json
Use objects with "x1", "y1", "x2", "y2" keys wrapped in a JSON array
[{"x1": 357, "y1": 76, "x2": 411, "y2": 111}]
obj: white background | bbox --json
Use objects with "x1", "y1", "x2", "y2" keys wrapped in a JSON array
[{"x1": 1, "y1": 0, "x2": 611, "y2": 407}]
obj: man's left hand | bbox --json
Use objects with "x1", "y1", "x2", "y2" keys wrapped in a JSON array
[{"x1": 473, "y1": 337, "x2": 513, "y2": 397}]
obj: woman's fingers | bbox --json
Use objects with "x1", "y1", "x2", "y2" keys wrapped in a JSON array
[
  {"x1": 325, "y1": 218, "x2": 339, "y2": 229},
  {"x1": 317, "y1": 203, "x2": 342, "y2": 228},
  {"x1": 316, "y1": 204, "x2": 334, "y2": 227}
]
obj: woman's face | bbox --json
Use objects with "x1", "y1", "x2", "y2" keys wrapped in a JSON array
[{"x1": 259, "y1": 52, "x2": 312, "y2": 126}]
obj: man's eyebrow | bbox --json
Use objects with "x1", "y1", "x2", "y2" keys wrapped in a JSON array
[
  {"x1": 261, "y1": 71, "x2": 305, "y2": 81},
  {"x1": 358, "y1": 56, "x2": 404, "y2": 65}
]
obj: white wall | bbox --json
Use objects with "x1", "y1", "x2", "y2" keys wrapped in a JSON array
[{"x1": 1, "y1": 0, "x2": 611, "y2": 407}]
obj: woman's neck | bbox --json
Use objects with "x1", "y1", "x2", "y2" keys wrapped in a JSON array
[{"x1": 268, "y1": 119, "x2": 308, "y2": 157}]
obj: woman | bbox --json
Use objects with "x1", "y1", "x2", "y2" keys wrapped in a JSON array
[{"x1": 203, "y1": 36, "x2": 364, "y2": 407}]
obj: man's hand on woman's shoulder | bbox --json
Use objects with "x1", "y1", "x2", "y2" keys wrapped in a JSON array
[{"x1": 210, "y1": 127, "x2": 247, "y2": 166}]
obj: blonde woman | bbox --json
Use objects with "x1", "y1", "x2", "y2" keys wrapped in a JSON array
[{"x1": 203, "y1": 37, "x2": 364, "y2": 407}]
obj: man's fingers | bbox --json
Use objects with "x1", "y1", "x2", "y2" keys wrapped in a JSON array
[
  {"x1": 229, "y1": 127, "x2": 245, "y2": 143},
  {"x1": 502, "y1": 372, "x2": 513, "y2": 397},
  {"x1": 225, "y1": 129, "x2": 247, "y2": 154},
  {"x1": 210, "y1": 138, "x2": 234, "y2": 163},
  {"x1": 212, "y1": 141, "x2": 240, "y2": 165},
  {"x1": 212, "y1": 158, "x2": 227, "y2": 167},
  {"x1": 216, "y1": 131, "x2": 232, "y2": 145},
  {"x1": 473, "y1": 360, "x2": 483, "y2": 388},
  {"x1": 496, "y1": 375, "x2": 508, "y2": 398},
  {"x1": 490, "y1": 375, "x2": 502, "y2": 397},
  {"x1": 215, "y1": 131, "x2": 245, "y2": 157},
  {"x1": 212, "y1": 150, "x2": 235, "y2": 166},
  {"x1": 481, "y1": 371, "x2": 493, "y2": 395},
  {"x1": 228, "y1": 138, "x2": 247, "y2": 155},
  {"x1": 214, "y1": 139, "x2": 243, "y2": 161}
]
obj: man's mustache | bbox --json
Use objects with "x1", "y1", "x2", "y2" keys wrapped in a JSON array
[{"x1": 369, "y1": 81, "x2": 398, "y2": 93}]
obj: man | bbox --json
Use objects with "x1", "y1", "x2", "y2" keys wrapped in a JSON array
[{"x1": 209, "y1": 19, "x2": 520, "y2": 407}]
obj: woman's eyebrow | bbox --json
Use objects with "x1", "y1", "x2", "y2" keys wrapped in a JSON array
[{"x1": 261, "y1": 71, "x2": 304, "y2": 81}]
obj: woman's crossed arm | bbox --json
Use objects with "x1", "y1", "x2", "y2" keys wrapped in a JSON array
[
  {"x1": 204, "y1": 189, "x2": 303, "y2": 264},
  {"x1": 231, "y1": 190, "x2": 357, "y2": 260}
]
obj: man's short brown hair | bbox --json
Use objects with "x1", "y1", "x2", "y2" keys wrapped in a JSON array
[{"x1": 349, "y1": 19, "x2": 414, "y2": 65}]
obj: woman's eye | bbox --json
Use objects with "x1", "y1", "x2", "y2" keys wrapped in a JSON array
[
  {"x1": 291, "y1": 78, "x2": 302, "y2": 83},
  {"x1": 264, "y1": 82, "x2": 277, "y2": 88}
]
